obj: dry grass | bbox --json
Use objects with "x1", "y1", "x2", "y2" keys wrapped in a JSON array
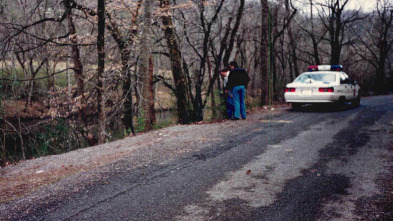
[{"x1": 3, "y1": 100, "x2": 48, "y2": 118}]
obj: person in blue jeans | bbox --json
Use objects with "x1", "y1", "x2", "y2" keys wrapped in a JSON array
[
  {"x1": 226, "y1": 61, "x2": 250, "y2": 120},
  {"x1": 220, "y1": 67, "x2": 234, "y2": 119}
]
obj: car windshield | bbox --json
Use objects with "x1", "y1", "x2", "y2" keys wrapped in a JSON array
[{"x1": 294, "y1": 73, "x2": 336, "y2": 83}]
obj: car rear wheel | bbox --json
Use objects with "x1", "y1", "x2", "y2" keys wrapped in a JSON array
[
  {"x1": 291, "y1": 103, "x2": 302, "y2": 110},
  {"x1": 337, "y1": 96, "x2": 346, "y2": 106}
]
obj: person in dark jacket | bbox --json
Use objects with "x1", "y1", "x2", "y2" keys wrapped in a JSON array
[{"x1": 227, "y1": 61, "x2": 250, "y2": 120}]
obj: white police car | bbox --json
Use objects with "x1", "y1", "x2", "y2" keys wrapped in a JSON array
[{"x1": 284, "y1": 65, "x2": 361, "y2": 109}]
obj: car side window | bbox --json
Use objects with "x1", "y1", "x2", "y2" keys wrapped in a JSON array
[{"x1": 340, "y1": 73, "x2": 351, "y2": 84}]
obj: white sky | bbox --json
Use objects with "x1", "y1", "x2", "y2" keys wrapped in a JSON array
[
  {"x1": 346, "y1": 0, "x2": 377, "y2": 11},
  {"x1": 294, "y1": 0, "x2": 379, "y2": 13}
]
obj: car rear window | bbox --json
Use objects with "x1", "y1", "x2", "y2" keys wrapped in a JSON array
[{"x1": 294, "y1": 73, "x2": 336, "y2": 83}]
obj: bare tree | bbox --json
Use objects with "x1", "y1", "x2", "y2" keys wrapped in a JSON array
[
  {"x1": 285, "y1": 0, "x2": 300, "y2": 80},
  {"x1": 192, "y1": 0, "x2": 226, "y2": 121},
  {"x1": 318, "y1": 0, "x2": 364, "y2": 64},
  {"x1": 97, "y1": 0, "x2": 106, "y2": 143},
  {"x1": 139, "y1": 0, "x2": 155, "y2": 131},
  {"x1": 296, "y1": 0, "x2": 327, "y2": 65},
  {"x1": 260, "y1": 0, "x2": 270, "y2": 106},
  {"x1": 64, "y1": 0, "x2": 142, "y2": 134},
  {"x1": 1, "y1": 0, "x2": 391, "y2": 164},
  {"x1": 268, "y1": 1, "x2": 297, "y2": 101},
  {"x1": 207, "y1": 0, "x2": 246, "y2": 118},
  {"x1": 161, "y1": 0, "x2": 237, "y2": 122},
  {"x1": 351, "y1": 0, "x2": 393, "y2": 94},
  {"x1": 159, "y1": 0, "x2": 191, "y2": 124}
]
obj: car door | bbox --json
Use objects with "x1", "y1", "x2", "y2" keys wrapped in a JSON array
[
  {"x1": 348, "y1": 78, "x2": 357, "y2": 99},
  {"x1": 343, "y1": 73, "x2": 356, "y2": 99},
  {"x1": 339, "y1": 73, "x2": 351, "y2": 99}
]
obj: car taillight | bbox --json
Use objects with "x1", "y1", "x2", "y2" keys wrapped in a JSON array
[
  {"x1": 319, "y1": 87, "x2": 334, "y2": 92},
  {"x1": 285, "y1": 88, "x2": 296, "y2": 92}
]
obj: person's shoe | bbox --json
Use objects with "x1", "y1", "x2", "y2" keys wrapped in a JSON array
[
  {"x1": 242, "y1": 118, "x2": 246, "y2": 120},
  {"x1": 231, "y1": 117, "x2": 239, "y2": 120}
]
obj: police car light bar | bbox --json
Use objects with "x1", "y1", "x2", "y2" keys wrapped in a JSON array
[
  {"x1": 330, "y1": 65, "x2": 343, "y2": 71},
  {"x1": 308, "y1": 65, "x2": 318, "y2": 71},
  {"x1": 308, "y1": 65, "x2": 343, "y2": 72}
]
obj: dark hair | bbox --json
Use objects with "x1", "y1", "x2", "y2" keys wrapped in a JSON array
[
  {"x1": 220, "y1": 67, "x2": 229, "y2": 72},
  {"x1": 229, "y1": 61, "x2": 239, "y2": 68}
]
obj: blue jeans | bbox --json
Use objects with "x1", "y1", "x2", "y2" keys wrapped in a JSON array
[
  {"x1": 226, "y1": 91, "x2": 234, "y2": 119},
  {"x1": 232, "y1": 85, "x2": 246, "y2": 119}
]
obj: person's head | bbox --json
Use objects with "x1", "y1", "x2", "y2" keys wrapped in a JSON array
[
  {"x1": 220, "y1": 67, "x2": 229, "y2": 77},
  {"x1": 229, "y1": 61, "x2": 239, "y2": 69}
]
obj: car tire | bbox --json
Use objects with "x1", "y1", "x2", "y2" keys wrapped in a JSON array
[
  {"x1": 352, "y1": 91, "x2": 361, "y2": 107},
  {"x1": 291, "y1": 103, "x2": 302, "y2": 110},
  {"x1": 338, "y1": 96, "x2": 346, "y2": 106}
]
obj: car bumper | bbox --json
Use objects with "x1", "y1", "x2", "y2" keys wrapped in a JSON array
[{"x1": 284, "y1": 94, "x2": 339, "y2": 103}]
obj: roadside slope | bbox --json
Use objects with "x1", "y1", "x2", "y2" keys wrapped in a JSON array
[{"x1": 0, "y1": 106, "x2": 285, "y2": 219}]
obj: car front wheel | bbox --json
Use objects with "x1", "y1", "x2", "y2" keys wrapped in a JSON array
[{"x1": 352, "y1": 91, "x2": 361, "y2": 107}]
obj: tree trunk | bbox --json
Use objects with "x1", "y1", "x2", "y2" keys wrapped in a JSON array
[
  {"x1": 121, "y1": 54, "x2": 135, "y2": 135},
  {"x1": 148, "y1": 55, "x2": 156, "y2": 126},
  {"x1": 272, "y1": 5, "x2": 278, "y2": 102},
  {"x1": 140, "y1": 0, "x2": 154, "y2": 131},
  {"x1": 207, "y1": 57, "x2": 217, "y2": 120},
  {"x1": 223, "y1": 0, "x2": 245, "y2": 66},
  {"x1": 286, "y1": 0, "x2": 299, "y2": 78},
  {"x1": 375, "y1": 22, "x2": 389, "y2": 95},
  {"x1": 311, "y1": 37, "x2": 321, "y2": 65},
  {"x1": 18, "y1": 116, "x2": 25, "y2": 160},
  {"x1": 328, "y1": 0, "x2": 344, "y2": 65},
  {"x1": 375, "y1": 48, "x2": 386, "y2": 95},
  {"x1": 330, "y1": 44, "x2": 342, "y2": 65},
  {"x1": 309, "y1": 0, "x2": 321, "y2": 65},
  {"x1": 25, "y1": 58, "x2": 35, "y2": 111},
  {"x1": 97, "y1": 0, "x2": 106, "y2": 144},
  {"x1": 65, "y1": 0, "x2": 84, "y2": 100},
  {"x1": 260, "y1": 0, "x2": 269, "y2": 106},
  {"x1": 195, "y1": 71, "x2": 204, "y2": 122},
  {"x1": 160, "y1": 0, "x2": 190, "y2": 124},
  {"x1": 64, "y1": 0, "x2": 85, "y2": 122}
]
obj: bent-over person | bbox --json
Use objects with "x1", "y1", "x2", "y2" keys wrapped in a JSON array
[
  {"x1": 226, "y1": 61, "x2": 250, "y2": 120},
  {"x1": 220, "y1": 67, "x2": 234, "y2": 119}
]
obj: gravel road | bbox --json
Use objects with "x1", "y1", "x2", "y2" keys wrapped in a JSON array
[{"x1": 1, "y1": 95, "x2": 392, "y2": 220}]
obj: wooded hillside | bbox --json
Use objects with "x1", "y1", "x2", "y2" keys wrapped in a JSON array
[{"x1": 0, "y1": 0, "x2": 392, "y2": 165}]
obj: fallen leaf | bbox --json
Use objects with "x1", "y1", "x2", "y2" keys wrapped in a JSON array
[{"x1": 246, "y1": 170, "x2": 252, "y2": 175}]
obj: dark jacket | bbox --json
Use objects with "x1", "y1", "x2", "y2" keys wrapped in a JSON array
[{"x1": 226, "y1": 67, "x2": 250, "y2": 90}]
